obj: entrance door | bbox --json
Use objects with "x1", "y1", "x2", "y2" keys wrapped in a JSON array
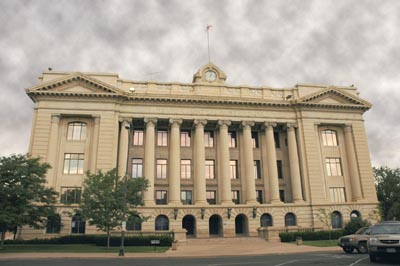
[
  {"x1": 209, "y1": 215, "x2": 222, "y2": 236},
  {"x1": 182, "y1": 215, "x2": 195, "y2": 236},
  {"x1": 235, "y1": 214, "x2": 247, "y2": 235}
]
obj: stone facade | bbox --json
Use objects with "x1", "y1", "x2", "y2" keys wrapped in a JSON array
[{"x1": 22, "y1": 63, "x2": 379, "y2": 240}]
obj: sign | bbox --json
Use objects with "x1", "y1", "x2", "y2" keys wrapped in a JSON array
[
  {"x1": 151, "y1": 240, "x2": 160, "y2": 245},
  {"x1": 122, "y1": 221, "x2": 126, "y2": 230}
]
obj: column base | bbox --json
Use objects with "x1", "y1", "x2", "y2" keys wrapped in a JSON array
[
  {"x1": 245, "y1": 200, "x2": 260, "y2": 205},
  {"x1": 143, "y1": 200, "x2": 155, "y2": 207},
  {"x1": 195, "y1": 201, "x2": 209, "y2": 206},
  {"x1": 293, "y1": 199, "x2": 305, "y2": 203},
  {"x1": 168, "y1": 201, "x2": 182, "y2": 206},
  {"x1": 220, "y1": 200, "x2": 234, "y2": 206},
  {"x1": 269, "y1": 199, "x2": 283, "y2": 204}
]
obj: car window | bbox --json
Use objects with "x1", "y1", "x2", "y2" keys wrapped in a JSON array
[
  {"x1": 355, "y1": 227, "x2": 367, "y2": 234},
  {"x1": 372, "y1": 224, "x2": 400, "y2": 234}
]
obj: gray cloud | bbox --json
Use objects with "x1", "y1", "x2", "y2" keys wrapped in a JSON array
[{"x1": 1, "y1": 0, "x2": 399, "y2": 167}]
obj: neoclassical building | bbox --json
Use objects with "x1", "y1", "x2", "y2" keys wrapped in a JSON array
[{"x1": 23, "y1": 63, "x2": 378, "y2": 239}]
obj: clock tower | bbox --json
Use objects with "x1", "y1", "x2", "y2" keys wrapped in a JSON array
[{"x1": 192, "y1": 62, "x2": 227, "y2": 84}]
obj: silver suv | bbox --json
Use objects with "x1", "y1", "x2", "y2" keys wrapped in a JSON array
[
  {"x1": 338, "y1": 226, "x2": 372, "y2": 253},
  {"x1": 367, "y1": 221, "x2": 400, "y2": 262}
]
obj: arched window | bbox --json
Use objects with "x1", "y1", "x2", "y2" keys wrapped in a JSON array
[
  {"x1": 71, "y1": 214, "x2": 85, "y2": 234},
  {"x1": 284, "y1": 213, "x2": 296, "y2": 226},
  {"x1": 332, "y1": 211, "x2": 343, "y2": 229},
  {"x1": 350, "y1": 210, "x2": 361, "y2": 220},
  {"x1": 321, "y1": 130, "x2": 338, "y2": 146},
  {"x1": 67, "y1": 122, "x2": 87, "y2": 140},
  {"x1": 260, "y1": 213, "x2": 273, "y2": 227},
  {"x1": 46, "y1": 214, "x2": 61, "y2": 234},
  {"x1": 127, "y1": 215, "x2": 142, "y2": 231},
  {"x1": 155, "y1": 215, "x2": 169, "y2": 231}
]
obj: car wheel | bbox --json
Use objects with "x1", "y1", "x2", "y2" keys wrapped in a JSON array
[
  {"x1": 356, "y1": 242, "x2": 368, "y2": 254},
  {"x1": 343, "y1": 247, "x2": 354, "y2": 254},
  {"x1": 369, "y1": 253, "x2": 377, "y2": 262}
]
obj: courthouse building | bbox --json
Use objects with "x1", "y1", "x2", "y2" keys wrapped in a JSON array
[{"x1": 23, "y1": 63, "x2": 378, "y2": 239}]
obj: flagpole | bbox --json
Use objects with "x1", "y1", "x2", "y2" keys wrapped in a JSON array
[{"x1": 207, "y1": 29, "x2": 210, "y2": 62}]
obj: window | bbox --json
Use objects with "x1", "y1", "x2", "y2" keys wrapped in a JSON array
[
  {"x1": 256, "y1": 190, "x2": 263, "y2": 203},
  {"x1": 322, "y1": 129, "x2": 338, "y2": 146},
  {"x1": 181, "y1": 160, "x2": 191, "y2": 179},
  {"x1": 279, "y1": 190, "x2": 285, "y2": 202},
  {"x1": 63, "y1": 153, "x2": 84, "y2": 174},
  {"x1": 230, "y1": 160, "x2": 238, "y2": 179},
  {"x1": 205, "y1": 160, "x2": 215, "y2": 179},
  {"x1": 228, "y1": 132, "x2": 237, "y2": 148},
  {"x1": 260, "y1": 213, "x2": 273, "y2": 227},
  {"x1": 330, "y1": 187, "x2": 346, "y2": 203},
  {"x1": 60, "y1": 187, "x2": 81, "y2": 204},
  {"x1": 253, "y1": 160, "x2": 261, "y2": 179},
  {"x1": 232, "y1": 190, "x2": 240, "y2": 204},
  {"x1": 156, "y1": 190, "x2": 167, "y2": 205},
  {"x1": 67, "y1": 122, "x2": 87, "y2": 140},
  {"x1": 181, "y1": 131, "x2": 191, "y2": 147},
  {"x1": 71, "y1": 214, "x2": 85, "y2": 234},
  {"x1": 133, "y1": 130, "x2": 144, "y2": 146},
  {"x1": 251, "y1": 132, "x2": 259, "y2": 148},
  {"x1": 156, "y1": 159, "x2": 167, "y2": 179},
  {"x1": 206, "y1": 190, "x2": 216, "y2": 205},
  {"x1": 204, "y1": 131, "x2": 214, "y2": 147},
  {"x1": 277, "y1": 160, "x2": 283, "y2": 179},
  {"x1": 350, "y1": 210, "x2": 361, "y2": 220},
  {"x1": 332, "y1": 211, "x2": 343, "y2": 229},
  {"x1": 155, "y1": 215, "x2": 169, "y2": 231},
  {"x1": 127, "y1": 215, "x2": 142, "y2": 231},
  {"x1": 325, "y1": 158, "x2": 342, "y2": 176},
  {"x1": 46, "y1": 214, "x2": 61, "y2": 234},
  {"x1": 132, "y1": 159, "x2": 143, "y2": 178},
  {"x1": 285, "y1": 213, "x2": 296, "y2": 226},
  {"x1": 274, "y1": 132, "x2": 280, "y2": 148},
  {"x1": 181, "y1": 190, "x2": 192, "y2": 205},
  {"x1": 157, "y1": 130, "x2": 167, "y2": 146}
]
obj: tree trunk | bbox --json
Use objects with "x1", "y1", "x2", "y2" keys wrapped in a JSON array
[
  {"x1": 0, "y1": 228, "x2": 5, "y2": 250},
  {"x1": 107, "y1": 228, "x2": 110, "y2": 248}
]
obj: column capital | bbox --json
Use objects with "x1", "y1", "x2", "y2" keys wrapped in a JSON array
[
  {"x1": 194, "y1": 119, "x2": 207, "y2": 127},
  {"x1": 217, "y1": 120, "x2": 231, "y2": 128},
  {"x1": 93, "y1": 116, "x2": 100, "y2": 125},
  {"x1": 144, "y1": 117, "x2": 158, "y2": 125},
  {"x1": 344, "y1": 124, "x2": 353, "y2": 133},
  {"x1": 169, "y1": 118, "x2": 183, "y2": 127},
  {"x1": 263, "y1": 121, "x2": 277, "y2": 129},
  {"x1": 51, "y1": 114, "x2": 60, "y2": 124},
  {"x1": 241, "y1": 121, "x2": 255, "y2": 128},
  {"x1": 285, "y1": 123, "x2": 297, "y2": 130}
]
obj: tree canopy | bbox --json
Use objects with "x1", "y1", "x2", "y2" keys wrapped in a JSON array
[
  {"x1": 374, "y1": 166, "x2": 400, "y2": 220},
  {"x1": 0, "y1": 154, "x2": 58, "y2": 248}
]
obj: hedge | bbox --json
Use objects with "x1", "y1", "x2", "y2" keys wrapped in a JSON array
[{"x1": 279, "y1": 230, "x2": 344, "y2": 242}]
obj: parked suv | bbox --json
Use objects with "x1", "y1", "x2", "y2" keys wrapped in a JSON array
[
  {"x1": 367, "y1": 221, "x2": 400, "y2": 262},
  {"x1": 338, "y1": 226, "x2": 372, "y2": 253}
]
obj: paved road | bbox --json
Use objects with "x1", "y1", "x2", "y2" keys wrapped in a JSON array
[{"x1": 1, "y1": 252, "x2": 400, "y2": 266}]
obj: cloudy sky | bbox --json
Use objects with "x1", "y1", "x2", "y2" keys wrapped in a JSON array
[{"x1": 1, "y1": 0, "x2": 399, "y2": 168}]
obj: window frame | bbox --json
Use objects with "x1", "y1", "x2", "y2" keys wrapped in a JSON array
[
  {"x1": 253, "y1": 160, "x2": 261, "y2": 179},
  {"x1": 60, "y1": 187, "x2": 82, "y2": 204},
  {"x1": 229, "y1": 160, "x2": 238, "y2": 179},
  {"x1": 157, "y1": 130, "x2": 168, "y2": 146},
  {"x1": 132, "y1": 158, "x2": 143, "y2": 178},
  {"x1": 155, "y1": 215, "x2": 169, "y2": 231},
  {"x1": 206, "y1": 190, "x2": 216, "y2": 205},
  {"x1": 251, "y1": 132, "x2": 259, "y2": 148},
  {"x1": 232, "y1": 190, "x2": 240, "y2": 204},
  {"x1": 180, "y1": 131, "x2": 191, "y2": 147},
  {"x1": 181, "y1": 190, "x2": 193, "y2": 205},
  {"x1": 156, "y1": 159, "x2": 167, "y2": 179},
  {"x1": 155, "y1": 190, "x2": 167, "y2": 205},
  {"x1": 284, "y1": 213, "x2": 297, "y2": 227},
  {"x1": 321, "y1": 129, "x2": 338, "y2": 146},
  {"x1": 205, "y1": 160, "x2": 215, "y2": 179},
  {"x1": 133, "y1": 130, "x2": 144, "y2": 146},
  {"x1": 204, "y1": 131, "x2": 214, "y2": 147},
  {"x1": 63, "y1": 153, "x2": 84, "y2": 174},
  {"x1": 260, "y1": 213, "x2": 273, "y2": 227},
  {"x1": 228, "y1": 131, "x2": 237, "y2": 148},
  {"x1": 325, "y1": 157, "x2": 342, "y2": 176},
  {"x1": 45, "y1": 214, "x2": 61, "y2": 234},
  {"x1": 180, "y1": 159, "x2": 191, "y2": 179},
  {"x1": 67, "y1": 122, "x2": 87, "y2": 141}
]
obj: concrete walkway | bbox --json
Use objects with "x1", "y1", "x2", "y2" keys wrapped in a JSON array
[{"x1": 0, "y1": 238, "x2": 341, "y2": 259}]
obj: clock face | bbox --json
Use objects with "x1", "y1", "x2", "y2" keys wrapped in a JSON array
[{"x1": 205, "y1": 70, "x2": 217, "y2": 82}]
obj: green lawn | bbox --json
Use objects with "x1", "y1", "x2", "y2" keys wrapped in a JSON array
[
  {"x1": 0, "y1": 244, "x2": 169, "y2": 253},
  {"x1": 291, "y1": 239, "x2": 339, "y2": 247}
]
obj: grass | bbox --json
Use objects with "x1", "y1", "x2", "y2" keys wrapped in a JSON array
[
  {"x1": 291, "y1": 239, "x2": 338, "y2": 247},
  {"x1": 0, "y1": 244, "x2": 169, "y2": 253}
]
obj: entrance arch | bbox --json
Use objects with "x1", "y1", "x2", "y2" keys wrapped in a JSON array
[
  {"x1": 209, "y1": 214, "x2": 223, "y2": 237},
  {"x1": 235, "y1": 214, "x2": 248, "y2": 236},
  {"x1": 182, "y1": 215, "x2": 196, "y2": 237}
]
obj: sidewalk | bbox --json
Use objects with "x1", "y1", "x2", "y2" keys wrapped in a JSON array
[{"x1": 0, "y1": 238, "x2": 341, "y2": 259}]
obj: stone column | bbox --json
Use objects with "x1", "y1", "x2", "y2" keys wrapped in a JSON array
[
  {"x1": 218, "y1": 120, "x2": 232, "y2": 205},
  {"x1": 287, "y1": 124, "x2": 303, "y2": 202},
  {"x1": 118, "y1": 119, "x2": 130, "y2": 177},
  {"x1": 264, "y1": 122, "x2": 281, "y2": 203},
  {"x1": 241, "y1": 121, "x2": 258, "y2": 204},
  {"x1": 344, "y1": 125, "x2": 363, "y2": 201},
  {"x1": 89, "y1": 116, "x2": 100, "y2": 172},
  {"x1": 143, "y1": 118, "x2": 157, "y2": 206},
  {"x1": 194, "y1": 119, "x2": 208, "y2": 205},
  {"x1": 168, "y1": 119, "x2": 183, "y2": 206},
  {"x1": 48, "y1": 114, "x2": 60, "y2": 187}
]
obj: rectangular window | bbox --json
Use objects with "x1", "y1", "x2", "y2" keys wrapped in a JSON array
[
  {"x1": 132, "y1": 159, "x2": 143, "y2": 178},
  {"x1": 156, "y1": 159, "x2": 167, "y2": 179},
  {"x1": 156, "y1": 190, "x2": 167, "y2": 205},
  {"x1": 133, "y1": 130, "x2": 144, "y2": 146},
  {"x1": 157, "y1": 130, "x2": 168, "y2": 146},
  {"x1": 67, "y1": 122, "x2": 87, "y2": 140},
  {"x1": 204, "y1": 131, "x2": 214, "y2": 147},
  {"x1": 181, "y1": 190, "x2": 192, "y2": 205},
  {"x1": 230, "y1": 160, "x2": 238, "y2": 179},
  {"x1": 205, "y1": 160, "x2": 215, "y2": 179},
  {"x1": 232, "y1": 190, "x2": 240, "y2": 204},
  {"x1": 180, "y1": 131, "x2": 191, "y2": 147},
  {"x1": 329, "y1": 187, "x2": 346, "y2": 203},
  {"x1": 277, "y1": 160, "x2": 283, "y2": 179},
  {"x1": 60, "y1": 187, "x2": 81, "y2": 204},
  {"x1": 325, "y1": 158, "x2": 342, "y2": 176},
  {"x1": 181, "y1": 159, "x2": 191, "y2": 179},
  {"x1": 256, "y1": 190, "x2": 263, "y2": 204},
  {"x1": 252, "y1": 132, "x2": 259, "y2": 148},
  {"x1": 274, "y1": 132, "x2": 280, "y2": 148},
  {"x1": 279, "y1": 190, "x2": 285, "y2": 202},
  {"x1": 253, "y1": 160, "x2": 261, "y2": 179},
  {"x1": 63, "y1": 153, "x2": 84, "y2": 174},
  {"x1": 322, "y1": 130, "x2": 338, "y2": 146},
  {"x1": 206, "y1": 190, "x2": 216, "y2": 205},
  {"x1": 228, "y1": 132, "x2": 237, "y2": 148}
]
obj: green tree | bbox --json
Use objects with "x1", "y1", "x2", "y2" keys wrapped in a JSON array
[
  {"x1": 342, "y1": 217, "x2": 371, "y2": 235},
  {"x1": 0, "y1": 154, "x2": 58, "y2": 249},
  {"x1": 317, "y1": 208, "x2": 333, "y2": 239},
  {"x1": 79, "y1": 169, "x2": 148, "y2": 248},
  {"x1": 374, "y1": 166, "x2": 400, "y2": 220}
]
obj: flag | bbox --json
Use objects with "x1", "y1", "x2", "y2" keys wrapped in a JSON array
[{"x1": 206, "y1": 24, "x2": 213, "y2": 32}]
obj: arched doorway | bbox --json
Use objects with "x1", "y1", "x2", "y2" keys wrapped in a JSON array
[
  {"x1": 182, "y1": 215, "x2": 196, "y2": 237},
  {"x1": 235, "y1": 214, "x2": 248, "y2": 236},
  {"x1": 209, "y1": 214, "x2": 222, "y2": 237}
]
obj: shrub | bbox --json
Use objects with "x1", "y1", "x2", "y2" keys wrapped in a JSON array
[
  {"x1": 279, "y1": 230, "x2": 344, "y2": 242},
  {"x1": 342, "y1": 217, "x2": 371, "y2": 236}
]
